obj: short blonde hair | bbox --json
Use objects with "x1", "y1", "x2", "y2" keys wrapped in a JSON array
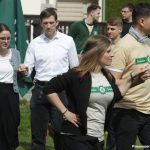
[{"x1": 107, "y1": 17, "x2": 123, "y2": 28}]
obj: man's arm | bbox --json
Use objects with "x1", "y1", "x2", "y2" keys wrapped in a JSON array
[
  {"x1": 19, "y1": 43, "x2": 35, "y2": 76},
  {"x1": 68, "y1": 37, "x2": 79, "y2": 68}
]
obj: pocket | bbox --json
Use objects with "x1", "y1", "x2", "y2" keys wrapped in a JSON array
[{"x1": 30, "y1": 85, "x2": 47, "y2": 107}]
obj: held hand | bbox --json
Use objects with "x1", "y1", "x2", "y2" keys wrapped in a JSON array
[
  {"x1": 18, "y1": 64, "x2": 28, "y2": 75},
  {"x1": 131, "y1": 67, "x2": 150, "y2": 84},
  {"x1": 63, "y1": 110, "x2": 80, "y2": 127},
  {"x1": 140, "y1": 69, "x2": 150, "y2": 81},
  {"x1": 132, "y1": 67, "x2": 148, "y2": 77},
  {"x1": 115, "y1": 67, "x2": 150, "y2": 96}
]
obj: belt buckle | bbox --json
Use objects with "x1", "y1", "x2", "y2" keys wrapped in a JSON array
[{"x1": 36, "y1": 80, "x2": 47, "y2": 86}]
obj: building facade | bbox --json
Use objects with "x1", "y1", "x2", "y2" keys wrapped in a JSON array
[
  {"x1": 21, "y1": 0, "x2": 106, "y2": 40},
  {"x1": 21, "y1": 0, "x2": 106, "y2": 21}
]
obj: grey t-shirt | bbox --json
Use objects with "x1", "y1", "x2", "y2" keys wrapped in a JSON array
[{"x1": 86, "y1": 72, "x2": 114, "y2": 141}]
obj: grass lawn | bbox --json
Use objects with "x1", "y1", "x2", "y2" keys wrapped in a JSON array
[
  {"x1": 17, "y1": 104, "x2": 54, "y2": 150},
  {"x1": 17, "y1": 104, "x2": 143, "y2": 150}
]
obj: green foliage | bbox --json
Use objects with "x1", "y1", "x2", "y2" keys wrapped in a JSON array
[{"x1": 106, "y1": 0, "x2": 150, "y2": 20}]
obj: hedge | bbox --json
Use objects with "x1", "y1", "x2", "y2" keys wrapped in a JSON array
[{"x1": 106, "y1": 0, "x2": 150, "y2": 20}]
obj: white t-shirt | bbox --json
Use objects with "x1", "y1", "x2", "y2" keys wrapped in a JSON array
[
  {"x1": 85, "y1": 23, "x2": 94, "y2": 34},
  {"x1": 86, "y1": 72, "x2": 114, "y2": 142},
  {"x1": 0, "y1": 50, "x2": 13, "y2": 83}
]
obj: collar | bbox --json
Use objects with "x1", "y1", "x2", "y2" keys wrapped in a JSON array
[
  {"x1": 42, "y1": 31, "x2": 60, "y2": 41},
  {"x1": 82, "y1": 19, "x2": 95, "y2": 26},
  {"x1": 129, "y1": 26, "x2": 150, "y2": 44},
  {"x1": 84, "y1": 19, "x2": 94, "y2": 26}
]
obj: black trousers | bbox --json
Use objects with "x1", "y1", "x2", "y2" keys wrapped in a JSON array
[
  {"x1": 106, "y1": 109, "x2": 117, "y2": 150},
  {"x1": 54, "y1": 133, "x2": 104, "y2": 150},
  {"x1": 106, "y1": 129, "x2": 116, "y2": 150},
  {"x1": 112, "y1": 108, "x2": 150, "y2": 150},
  {"x1": 0, "y1": 83, "x2": 20, "y2": 150},
  {"x1": 30, "y1": 83, "x2": 68, "y2": 150}
]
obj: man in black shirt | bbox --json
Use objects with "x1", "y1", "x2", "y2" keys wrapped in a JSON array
[{"x1": 121, "y1": 3, "x2": 134, "y2": 37}]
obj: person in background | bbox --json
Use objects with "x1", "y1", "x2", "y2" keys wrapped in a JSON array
[
  {"x1": 121, "y1": 3, "x2": 134, "y2": 37},
  {"x1": 68, "y1": 3, "x2": 101, "y2": 55},
  {"x1": 32, "y1": 18, "x2": 42, "y2": 39},
  {"x1": 0, "y1": 23, "x2": 21, "y2": 150},
  {"x1": 106, "y1": 17, "x2": 123, "y2": 150},
  {"x1": 110, "y1": 3, "x2": 150, "y2": 150},
  {"x1": 43, "y1": 35, "x2": 147, "y2": 150},
  {"x1": 19, "y1": 7, "x2": 79, "y2": 150},
  {"x1": 107, "y1": 17, "x2": 123, "y2": 47}
]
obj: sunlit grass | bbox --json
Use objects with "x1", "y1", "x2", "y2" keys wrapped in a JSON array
[{"x1": 17, "y1": 104, "x2": 54, "y2": 150}]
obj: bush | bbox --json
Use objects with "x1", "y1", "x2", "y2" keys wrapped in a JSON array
[{"x1": 106, "y1": 0, "x2": 150, "y2": 20}]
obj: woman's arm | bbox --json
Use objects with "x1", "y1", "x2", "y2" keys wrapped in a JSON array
[
  {"x1": 112, "y1": 68, "x2": 149, "y2": 96},
  {"x1": 47, "y1": 93, "x2": 80, "y2": 127},
  {"x1": 43, "y1": 69, "x2": 80, "y2": 127},
  {"x1": 114, "y1": 74, "x2": 132, "y2": 96}
]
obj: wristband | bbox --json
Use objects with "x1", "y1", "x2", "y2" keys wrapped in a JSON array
[
  {"x1": 130, "y1": 72, "x2": 134, "y2": 82},
  {"x1": 62, "y1": 109, "x2": 68, "y2": 116}
]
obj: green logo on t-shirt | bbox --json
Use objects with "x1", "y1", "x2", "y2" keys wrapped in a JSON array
[
  {"x1": 91, "y1": 86, "x2": 113, "y2": 94},
  {"x1": 135, "y1": 56, "x2": 150, "y2": 64}
]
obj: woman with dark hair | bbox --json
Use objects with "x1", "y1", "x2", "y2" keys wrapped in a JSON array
[
  {"x1": 0, "y1": 23, "x2": 21, "y2": 149},
  {"x1": 43, "y1": 35, "x2": 146, "y2": 150}
]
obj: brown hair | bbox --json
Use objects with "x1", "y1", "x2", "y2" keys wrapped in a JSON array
[
  {"x1": 132, "y1": 3, "x2": 150, "y2": 25},
  {"x1": 40, "y1": 7, "x2": 57, "y2": 21},
  {"x1": 122, "y1": 3, "x2": 134, "y2": 12},
  {"x1": 0, "y1": 23, "x2": 11, "y2": 33},
  {"x1": 87, "y1": 4, "x2": 101, "y2": 15},
  {"x1": 107, "y1": 17, "x2": 123, "y2": 28},
  {"x1": 75, "y1": 35, "x2": 111, "y2": 77}
]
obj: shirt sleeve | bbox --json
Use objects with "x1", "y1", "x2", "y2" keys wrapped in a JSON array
[
  {"x1": 110, "y1": 43, "x2": 128, "y2": 73},
  {"x1": 24, "y1": 42, "x2": 35, "y2": 76},
  {"x1": 68, "y1": 37, "x2": 79, "y2": 68}
]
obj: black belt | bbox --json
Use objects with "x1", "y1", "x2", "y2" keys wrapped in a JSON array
[
  {"x1": 36, "y1": 80, "x2": 49, "y2": 86},
  {"x1": 0, "y1": 82, "x2": 13, "y2": 86}
]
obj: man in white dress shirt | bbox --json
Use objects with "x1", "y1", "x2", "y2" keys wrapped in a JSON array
[{"x1": 20, "y1": 8, "x2": 79, "y2": 150}]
